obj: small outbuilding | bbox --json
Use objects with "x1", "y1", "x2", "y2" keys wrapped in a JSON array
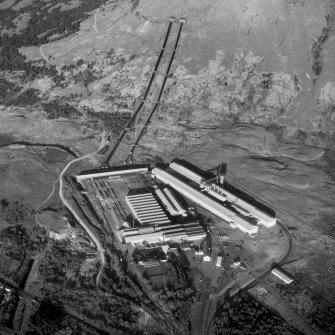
[{"x1": 272, "y1": 267, "x2": 293, "y2": 284}]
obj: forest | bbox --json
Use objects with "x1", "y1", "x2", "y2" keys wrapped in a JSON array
[
  {"x1": 0, "y1": 0, "x2": 110, "y2": 72},
  {"x1": 155, "y1": 255, "x2": 196, "y2": 334},
  {"x1": 0, "y1": 224, "x2": 47, "y2": 285},
  {"x1": 42, "y1": 100, "x2": 81, "y2": 119},
  {"x1": 213, "y1": 293, "x2": 301, "y2": 335},
  {"x1": 35, "y1": 239, "x2": 163, "y2": 334},
  {"x1": 275, "y1": 270, "x2": 335, "y2": 335}
]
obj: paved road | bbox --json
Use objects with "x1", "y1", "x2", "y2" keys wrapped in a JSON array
[{"x1": 58, "y1": 147, "x2": 106, "y2": 285}]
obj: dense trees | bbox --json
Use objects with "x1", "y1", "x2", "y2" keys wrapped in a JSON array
[
  {"x1": 156, "y1": 258, "x2": 195, "y2": 333},
  {"x1": 35, "y1": 240, "x2": 157, "y2": 334},
  {"x1": 0, "y1": 78, "x2": 22, "y2": 103},
  {"x1": 28, "y1": 299, "x2": 67, "y2": 335},
  {"x1": 213, "y1": 293, "x2": 300, "y2": 335},
  {"x1": 0, "y1": 225, "x2": 47, "y2": 284},
  {"x1": 42, "y1": 100, "x2": 81, "y2": 119},
  {"x1": 0, "y1": 0, "x2": 109, "y2": 61},
  {"x1": 85, "y1": 109, "x2": 131, "y2": 134},
  {"x1": 275, "y1": 270, "x2": 335, "y2": 335},
  {"x1": 9, "y1": 88, "x2": 41, "y2": 107},
  {"x1": 0, "y1": 0, "x2": 109, "y2": 89}
]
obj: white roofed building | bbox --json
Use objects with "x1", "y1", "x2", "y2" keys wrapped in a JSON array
[
  {"x1": 208, "y1": 185, "x2": 276, "y2": 228},
  {"x1": 151, "y1": 168, "x2": 258, "y2": 235},
  {"x1": 121, "y1": 221, "x2": 206, "y2": 246},
  {"x1": 155, "y1": 188, "x2": 187, "y2": 217},
  {"x1": 272, "y1": 268, "x2": 293, "y2": 284},
  {"x1": 76, "y1": 164, "x2": 148, "y2": 182},
  {"x1": 170, "y1": 162, "x2": 204, "y2": 185}
]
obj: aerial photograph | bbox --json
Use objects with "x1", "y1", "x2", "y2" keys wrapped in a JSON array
[{"x1": 0, "y1": 0, "x2": 334, "y2": 334}]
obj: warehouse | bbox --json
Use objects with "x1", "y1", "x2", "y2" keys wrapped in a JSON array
[
  {"x1": 186, "y1": 231, "x2": 207, "y2": 241},
  {"x1": 122, "y1": 221, "x2": 206, "y2": 245},
  {"x1": 208, "y1": 184, "x2": 276, "y2": 227},
  {"x1": 151, "y1": 168, "x2": 258, "y2": 235},
  {"x1": 170, "y1": 162, "x2": 204, "y2": 185},
  {"x1": 271, "y1": 268, "x2": 293, "y2": 284},
  {"x1": 155, "y1": 188, "x2": 187, "y2": 217},
  {"x1": 76, "y1": 164, "x2": 148, "y2": 182},
  {"x1": 164, "y1": 188, "x2": 187, "y2": 216},
  {"x1": 125, "y1": 193, "x2": 170, "y2": 225},
  {"x1": 124, "y1": 232, "x2": 163, "y2": 244}
]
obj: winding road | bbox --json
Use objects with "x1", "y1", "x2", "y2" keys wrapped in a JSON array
[{"x1": 58, "y1": 147, "x2": 106, "y2": 285}]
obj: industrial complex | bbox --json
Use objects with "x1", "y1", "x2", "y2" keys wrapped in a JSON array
[{"x1": 75, "y1": 158, "x2": 277, "y2": 248}]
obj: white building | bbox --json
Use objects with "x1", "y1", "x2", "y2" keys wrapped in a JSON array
[
  {"x1": 209, "y1": 185, "x2": 276, "y2": 228},
  {"x1": 124, "y1": 231, "x2": 163, "y2": 244},
  {"x1": 76, "y1": 165, "x2": 148, "y2": 182},
  {"x1": 155, "y1": 188, "x2": 187, "y2": 217},
  {"x1": 122, "y1": 221, "x2": 206, "y2": 246},
  {"x1": 170, "y1": 162, "x2": 204, "y2": 185},
  {"x1": 164, "y1": 188, "x2": 187, "y2": 216},
  {"x1": 216, "y1": 256, "x2": 222, "y2": 267},
  {"x1": 151, "y1": 168, "x2": 258, "y2": 235},
  {"x1": 271, "y1": 268, "x2": 293, "y2": 284}
]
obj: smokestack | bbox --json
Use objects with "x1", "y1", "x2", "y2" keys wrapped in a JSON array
[{"x1": 219, "y1": 174, "x2": 224, "y2": 185}]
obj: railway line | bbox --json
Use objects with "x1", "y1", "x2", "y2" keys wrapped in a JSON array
[
  {"x1": 104, "y1": 17, "x2": 176, "y2": 165},
  {"x1": 104, "y1": 17, "x2": 185, "y2": 165},
  {"x1": 126, "y1": 19, "x2": 185, "y2": 163}
]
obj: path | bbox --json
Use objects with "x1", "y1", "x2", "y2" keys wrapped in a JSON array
[
  {"x1": 34, "y1": 179, "x2": 58, "y2": 213},
  {"x1": 93, "y1": 9, "x2": 99, "y2": 33}
]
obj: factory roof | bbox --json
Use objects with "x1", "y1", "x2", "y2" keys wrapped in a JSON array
[
  {"x1": 78, "y1": 164, "x2": 149, "y2": 176},
  {"x1": 152, "y1": 168, "x2": 258, "y2": 234},
  {"x1": 224, "y1": 182, "x2": 275, "y2": 217},
  {"x1": 172, "y1": 158, "x2": 215, "y2": 180},
  {"x1": 272, "y1": 268, "x2": 293, "y2": 284}
]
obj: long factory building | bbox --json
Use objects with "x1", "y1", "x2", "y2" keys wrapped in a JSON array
[
  {"x1": 170, "y1": 161, "x2": 205, "y2": 184},
  {"x1": 125, "y1": 193, "x2": 170, "y2": 225},
  {"x1": 155, "y1": 187, "x2": 187, "y2": 217},
  {"x1": 207, "y1": 184, "x2": 276, "y2": 227},
  {"x1": 76, "y1": 164, "x2": 148, "y2": 182},
  {"x1": 169, "y1": 161, "x2": 276, "y2": 228},
  {"x1": 152, "y1": 168, "x2": 259, "y2": 235},
  {"x1": 122, "y1": 221, "x2": 206, "y2": 245}
]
